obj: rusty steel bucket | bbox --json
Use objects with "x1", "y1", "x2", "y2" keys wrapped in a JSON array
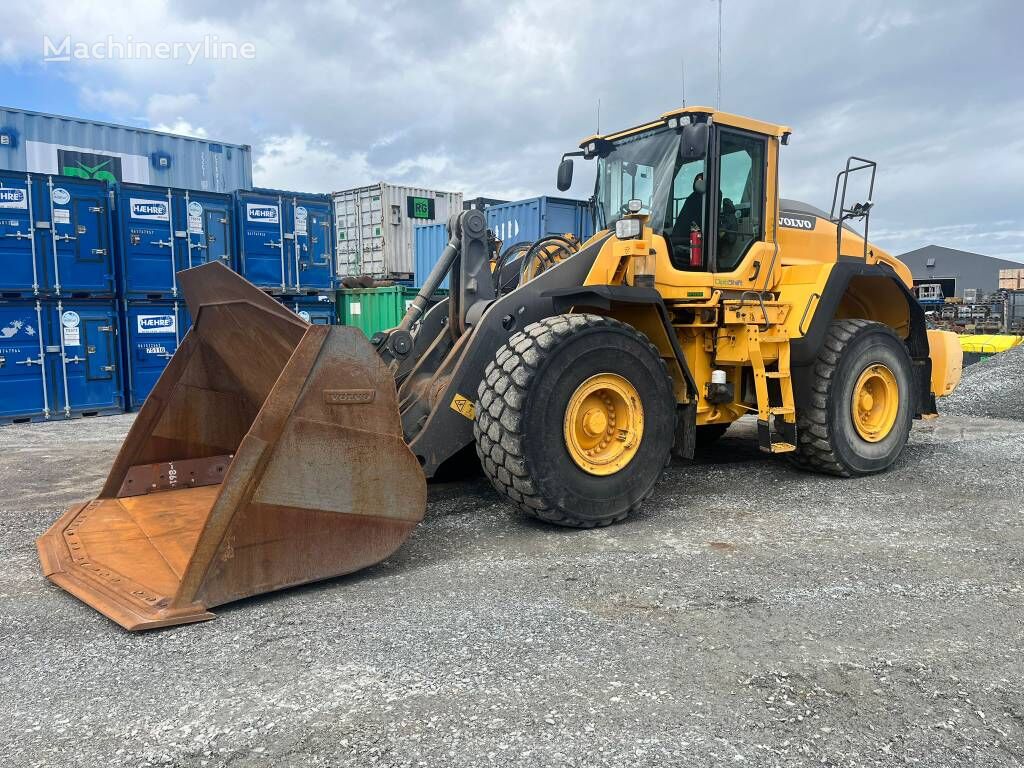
[{"x1": 37, "y1": 263, "x2": 426, "y2": 630}]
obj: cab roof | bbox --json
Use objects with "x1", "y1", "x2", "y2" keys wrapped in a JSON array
[{"x1": 579, "y1": 106, "x2": 791, "y2": 146}]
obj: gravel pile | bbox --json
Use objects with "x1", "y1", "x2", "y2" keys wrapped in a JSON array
[{"x1": 942, "y1": 342, "x2": 1024, "y2": 420}]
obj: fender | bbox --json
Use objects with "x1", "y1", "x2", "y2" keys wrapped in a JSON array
[
  {"x1": 544, "y1": 283, "x2": 698, "y2": 399},
  {"x1": 792, "y1": 260, "x2": 935, "y2": 416}
]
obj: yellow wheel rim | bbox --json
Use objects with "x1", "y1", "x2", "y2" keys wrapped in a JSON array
[
  {"x1": 563, "y1": 373, "x2": 644, "y2": 476},
  {"x1": 851, "y1": 363, "x2": 899, "y2": 442}
]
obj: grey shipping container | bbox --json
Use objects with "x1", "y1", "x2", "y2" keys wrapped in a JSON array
[
  {"x1": 0, "y1": 105, "x2": 253, "y2": 192},
  {"x1": 332, "y1": 183, "x2": 462, "y2": 279}
]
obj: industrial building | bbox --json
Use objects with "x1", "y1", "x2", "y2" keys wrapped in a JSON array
[
  {"x1": 0, "y1": 105, "x2": 252, "y2": 192},
  {"x1": 899, "y1": 244, "x2": 1024, "y2": 299}
]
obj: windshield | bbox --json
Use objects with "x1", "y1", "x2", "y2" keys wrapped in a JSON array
[{"x1": 594, "y1": 127, "x2": 694, "y2": 235}]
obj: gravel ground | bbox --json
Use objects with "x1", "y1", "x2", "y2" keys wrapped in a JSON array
[
  {"x1": 2, "y1": 402, "x2": 1023, "y2": 767},
  {"x1": 943, "y1": 343, "x2": 1024, "y2": 420}
]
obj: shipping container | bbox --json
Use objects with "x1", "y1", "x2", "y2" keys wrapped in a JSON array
[
  {"x1": 235, "y1": 188, "x2": 334, "y2": 292},
  {"x1": 413, "y1": 223, "x2": 451, "y2": 289},
  {"x1": 0, "y1": 299, "x2": 122, "y2": 423},
  {"x1": 0, "y1": 170, "x2": 115, "y2": 297},
  {"x1": 337, "y1": 286, "x2": 419, "y2": 338},
  {"x1": 332, "y1": 183, "x2": 462, "y2": 279},
  {"x1": 279, "y1": 294, "x2": 337, "y2": 325},
  {"x1": 121, "y1": 299, "x2": 192, "y2": 410},
  {"x1": 486, "y1": 196, "x2": 594, "y2": 249},
  {"x1": 411, "y1": 196, "x2": 595, "y2": 288},
  {"x1": 0, "y1": 105, "x2": 252, "y2": 192},
  {"x1": 116, "y1": 183, "x2": 234, "y2": 298}
]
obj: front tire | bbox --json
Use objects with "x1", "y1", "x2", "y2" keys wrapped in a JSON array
[
  {"x1": 790, "y1": 319, "x2": 914, "y2": 476},
  {"x1": 474, "y1": 314, "x2": 676, "y2": 527}
]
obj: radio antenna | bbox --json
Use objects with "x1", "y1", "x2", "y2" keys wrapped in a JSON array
[
  {"x1": 597, "y1": 98, "x2": 601, "y2": 134},
  {"x1": 681, "y1": 56, "x2": 686, "y2": 107}
]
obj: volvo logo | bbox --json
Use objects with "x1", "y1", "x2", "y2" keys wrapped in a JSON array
[{"x1": 779, "y1": 213, "x2": 816, "y2": 230}]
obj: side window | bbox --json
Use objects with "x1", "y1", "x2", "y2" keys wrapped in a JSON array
[{"x1": 716, "y1": 131, "x2": 765, "y2": 272}]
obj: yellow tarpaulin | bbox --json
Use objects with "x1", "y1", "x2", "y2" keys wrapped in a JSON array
[{"x1": 958, "y1": 334, "x2": 1023, "y2": 354}]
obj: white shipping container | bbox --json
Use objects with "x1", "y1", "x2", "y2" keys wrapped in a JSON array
[{"x1": 332, "y1": 183, "x2": 463, "y2": 278}]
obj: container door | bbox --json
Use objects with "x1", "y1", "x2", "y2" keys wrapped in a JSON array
[
  {"x1": 294, "y1": 201, "x2": 334, "y2": 290},
  {"x1": 0, "y1": 303, "x2": 49, "y2": 421},
  {"x1": 334, "y1": 196, "x2": 352, "y2": 277},
  {"x1": 182, "y1": 196, "x2": 232, "y2": 269},
  {"x1": 238, "y1": 195, "x2": 285, "y2": 289},
  {"x1": 126, "y1": 303, "x2": 180, "y2": 408},
  {"x1": 54, "y1": 304, "x2": 121, "y2": 415},
  {"x1": 203, "y1": 203, "x2": 232, "y2": 266},
  {"x1": 121, "y1": 190, "x2": 176, "y2": 296},
  {"x1": 0, "y1": 177, "x2": 40, "y2": 295},
  {"x1": 48, "y1": 181, "x2": 114, "y2": 295},
  {"x1": 358, "y1": 190, "x2": 385, "y2": 275}
]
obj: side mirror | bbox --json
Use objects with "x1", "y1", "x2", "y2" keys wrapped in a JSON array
[
  {"x1": 556, "y1": 158, "x2": 574, "y2": 191},
  {"x1": 679, "y1": 123, "x2": 708, "y2": 161}
]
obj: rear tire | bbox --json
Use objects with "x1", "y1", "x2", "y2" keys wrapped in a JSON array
[
  {"x1": 790, "y1": 319, "x2": 914, "y2": 476},
  {"x1": 474, "y1": 314, "x2": 676, "y2": 527}
]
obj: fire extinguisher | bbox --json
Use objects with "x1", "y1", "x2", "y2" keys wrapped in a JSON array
[{"x1": 689, "y1": 224, "x2": 703, "y2": 268}]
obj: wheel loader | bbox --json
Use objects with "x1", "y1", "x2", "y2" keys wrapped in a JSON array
[{"x1": 37, "y1": 107, "x2": 963, "y2": 630}]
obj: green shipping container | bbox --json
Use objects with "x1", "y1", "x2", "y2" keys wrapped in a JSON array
[{"x1": 337, "y1": 286, "x2": 420, "y2": 337}]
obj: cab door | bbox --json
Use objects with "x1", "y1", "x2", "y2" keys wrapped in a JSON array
[{"x1": 708, "y1": 127, "x2": 770, "y2": 283}]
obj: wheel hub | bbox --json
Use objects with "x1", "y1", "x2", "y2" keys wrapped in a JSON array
[
  {"x1": 851, "y1": 363, "x2": 899, "y2": 442},
  {"x1": 564, "y1": 374, "x2": 643, "y2": 476}
]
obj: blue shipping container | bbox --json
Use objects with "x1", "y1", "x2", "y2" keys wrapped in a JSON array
[
  {"x1": 122, "y1": 300, "x2": 192, "y2": 410},
  {"x1": 0, "y1": 170, "x2": 116, "y2": 297},
  {"x1": 486, "y1": 196, "x2": 594, "y2": 248},
  {"x1": 279, "y1": 295, "x2": 337, "y2": 325},
  {"x1": 0, "y1": 299, "x2": 123, "y2": 423},
  {"x1": 413, "y1": 223, "x2": 450, "y2": 289},
  {"x1": 0, "y1": 105, "x2": 252, "y2": 192},
  {"x1": 116, "y1": 184, "x2": 234, "y2": 298},
  {"x1": 412, "y1": 196, "x2": 595, "y2": 288},
  {"x1": 235, "y1": 189, "x2": 335, "y2": 292}
]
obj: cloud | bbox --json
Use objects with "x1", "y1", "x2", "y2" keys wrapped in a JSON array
[
  {"x1": 151, "y1": 119, "x2": 209, "y2": 139},
  {"x1": 1, "y1": 0, "x2": 1022, "y2": 260}
]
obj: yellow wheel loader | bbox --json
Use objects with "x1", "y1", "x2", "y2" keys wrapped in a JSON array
[{"x1": 37, "y1": 107, "x2": 963, "y2": 630}]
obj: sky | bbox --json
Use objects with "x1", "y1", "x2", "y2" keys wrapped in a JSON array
[{"x1": 1, "y1": 0, "x2": 1022, "y2": 260}]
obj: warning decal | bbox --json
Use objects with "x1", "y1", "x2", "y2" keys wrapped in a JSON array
[{"x1": 450, "y1": 394, "x2": 476, "y2": 420}]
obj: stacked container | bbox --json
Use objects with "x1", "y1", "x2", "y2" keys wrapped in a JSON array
[
  {"x1": 332, "y1": 183, "x2": 462, "y2": 281},
  {"x1": 116, "y1": 183, "x2": 234, "y2": 299},
  {"x1": 486, "y1": 196, "x2": 594, "y2": 249},
  {"x1": 234, "y1": 188, "x2": 335, "y2": 294},
  {"x1": 0, "y1": 170, "x2": 123, "y2": 423},
  {"x1": 412, "y1": 195, "x2": 594, "y2": 288},
  {"x1": 278, "y1": 295, "x2": 337, "y2": 326},
  {"x1": 119, "y1": 299, "x2": 192, "y2": 410}
]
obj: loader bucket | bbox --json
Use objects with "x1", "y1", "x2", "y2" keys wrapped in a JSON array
[{"x1": 37, "y1": 262, "x2": 426, "y2": 630}]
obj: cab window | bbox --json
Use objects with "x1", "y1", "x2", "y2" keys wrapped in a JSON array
[{"x1": 716, "y1": 130, "x2": 766, "y2": 272}]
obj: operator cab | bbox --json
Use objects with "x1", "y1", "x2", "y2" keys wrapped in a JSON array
[{"x1": 557, "y1": 107, "x2": 788, "y2": 276}]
